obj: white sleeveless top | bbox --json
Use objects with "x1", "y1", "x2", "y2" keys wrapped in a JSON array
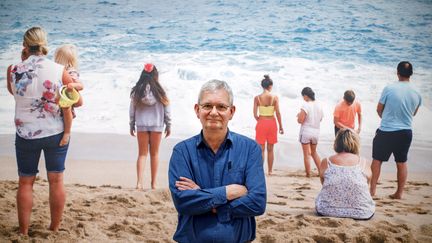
[
  {"x1": 11, "y1": 55, "x2": 65, "y2": 139},
  {"x1": 315, "y1": 157, "x2": 375, "y2": 219}
]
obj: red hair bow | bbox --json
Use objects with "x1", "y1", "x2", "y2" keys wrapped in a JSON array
[{"x1": 144, "y1": 63, "x2": 154, "y2": 73}]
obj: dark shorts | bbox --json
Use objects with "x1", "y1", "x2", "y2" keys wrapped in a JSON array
[
  {"x1": 15, "y1": 132, "x2": 69, "y2": 177},
  {"x1": 372, "y1": 129, "x2": 412, "y2": 163}
]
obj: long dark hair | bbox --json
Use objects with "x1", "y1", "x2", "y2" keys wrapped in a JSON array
[
  {"x1": 130, "y1": 65, "x2": 169, "y2": 106},
  {"x1": 301, "y1": 87, "x2": 315, "y2": 101}
]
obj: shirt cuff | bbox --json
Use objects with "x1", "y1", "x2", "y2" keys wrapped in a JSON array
[{"x1": 202, "y1": 186, "x2": 227, "y2": 206}]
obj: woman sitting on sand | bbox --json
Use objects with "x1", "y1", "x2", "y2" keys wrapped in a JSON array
[{"x1": 315, "y1": 128, "x2": 375, "y2": 220}]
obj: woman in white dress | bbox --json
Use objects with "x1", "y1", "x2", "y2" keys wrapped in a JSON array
[{"x1": 315, "y1": 128, "x2": 375, "y2": 219}]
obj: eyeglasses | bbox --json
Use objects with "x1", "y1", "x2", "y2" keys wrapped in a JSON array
[{"x1": 199, "y1": 103, "x2": 231, "y2": 112}]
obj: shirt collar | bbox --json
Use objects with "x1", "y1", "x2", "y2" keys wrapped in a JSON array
[
  {"x1": 24, "y1": 55, "x2": 45, "y2": 63},
  {"x1": 196, "y1": 129, "x2": 233, "y2": 149}
]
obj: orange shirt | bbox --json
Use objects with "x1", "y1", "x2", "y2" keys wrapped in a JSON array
[{"x1": 333, "y1": 100, "x2": 361, "y2": 129}]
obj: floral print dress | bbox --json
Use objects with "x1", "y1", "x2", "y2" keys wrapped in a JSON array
[
  {"x1": 315, "y1": 157, "x2": 375, "y2": 219},
  {"x1": 11, "y1": 55, "x2": 65, "y2": 139}
]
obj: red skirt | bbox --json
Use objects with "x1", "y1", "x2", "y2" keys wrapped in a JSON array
[{"x1": 255, "y1": 118, "x2": 277, "y2": 145}]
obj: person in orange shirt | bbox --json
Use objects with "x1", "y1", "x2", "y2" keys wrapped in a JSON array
[{"x1": 333, "y1": 90, "x2": 362, "y2": 135}]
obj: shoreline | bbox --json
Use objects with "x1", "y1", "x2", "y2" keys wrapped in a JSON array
[{"x1": 1, "y1": 132, "x2": 431, "y2": 185}]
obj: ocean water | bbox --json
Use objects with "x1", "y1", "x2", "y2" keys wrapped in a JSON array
[{"x1": 1, "y1": 0, "x2": 431, "y2": 149}]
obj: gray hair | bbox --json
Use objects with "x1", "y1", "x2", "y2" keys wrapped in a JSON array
[{"x1": 198, "y1": 79, "x2": 234, "y2": 105}]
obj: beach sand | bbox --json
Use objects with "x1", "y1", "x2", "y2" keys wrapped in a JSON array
[{"x1": 1, "y1": 133, "x2": 431, "y2": 242}]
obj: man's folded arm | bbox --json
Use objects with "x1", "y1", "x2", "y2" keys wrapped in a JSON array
[
  {"x1": 216, "y1": 145, "x2": 266, "y2": 222},
  {"x1": 169, "y1": 146, "x2": 228, "y2": 215}
]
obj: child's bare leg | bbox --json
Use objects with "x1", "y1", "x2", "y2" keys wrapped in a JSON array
[{"x1": 60, "y1": 107, "x2": 72, "y2": 146}]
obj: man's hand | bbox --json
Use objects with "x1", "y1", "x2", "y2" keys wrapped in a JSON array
[
  {"x1": 226, "y1": 184, "x2": 248, "y2": 201},
  {"x1": 176, "y1": 177, "x2": 200, "y2": 190}
]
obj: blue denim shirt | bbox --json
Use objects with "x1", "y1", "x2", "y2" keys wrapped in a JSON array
[{"x1": 169, "y1": 130, "x2": 266, "y2": 243}]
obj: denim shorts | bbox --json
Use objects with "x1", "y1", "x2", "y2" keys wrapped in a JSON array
[{"x1": 15, "y1": 132, "x2": 69, "y2": 176}]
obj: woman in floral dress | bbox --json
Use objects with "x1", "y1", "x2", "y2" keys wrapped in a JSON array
[{"x1": 315, "y1": 128, "x2": 375, "y2": 219}]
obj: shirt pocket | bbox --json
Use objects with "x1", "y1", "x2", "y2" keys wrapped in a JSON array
[{"x1": 225, "y1": 168, "x2": 245, "y2": 185}]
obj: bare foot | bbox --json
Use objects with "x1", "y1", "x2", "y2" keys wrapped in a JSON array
[
  {"x1": 151, "y1": 183, "x2": 156, "y2": 190},
  {"x1": 18, "y1": 229, "x2": 29, "y2": 236},
  {"x1": 305, "y1": 173, "x2": 311, "y2": 178},
  {"x1": 136, "y1": 184, "x2": 143, "y2": 190},
  {"x1": 48, "y1": 224, "x2": 59, "y2": 232},
  {"x1": 389, "y1": 193, "x2": 402, "y2": 199},
  {"x1": 268, "y1": 171, "x2": 273, "y2": 176}
]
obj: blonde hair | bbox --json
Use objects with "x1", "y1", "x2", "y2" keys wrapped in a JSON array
[
  {"x1": 23, "y1": 27, "x2": 48, "y2": 55},
  {"x1": 54, "y1": 44, "x2": 78, "y2": 69},
  {"x1": 334, "y1": 128, "x2": 360, "y2": 155}
]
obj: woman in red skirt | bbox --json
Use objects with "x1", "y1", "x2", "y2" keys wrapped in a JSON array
[{"x1": 253, "y1": 75, "x2": 284, "y2": 175}]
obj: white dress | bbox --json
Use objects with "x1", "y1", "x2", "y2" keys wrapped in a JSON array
[{"x1": 315, "y1": 157, "x2": 375, "y2": 219}]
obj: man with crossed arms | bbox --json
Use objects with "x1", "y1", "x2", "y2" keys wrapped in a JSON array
[{"x1": 169, "y1": 79, "x2": 266, "y2": 242}]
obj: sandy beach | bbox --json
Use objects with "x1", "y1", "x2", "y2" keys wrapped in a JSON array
[{"x1": 1, "y1": 132, "x2": 431, "y2": 242}]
